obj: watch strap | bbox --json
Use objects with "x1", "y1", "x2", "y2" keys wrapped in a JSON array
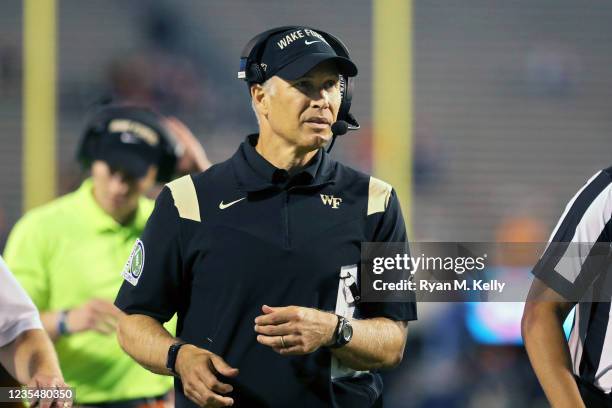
[{"x1": 329, "y1": 315, "x2": 349, "y2": 349}]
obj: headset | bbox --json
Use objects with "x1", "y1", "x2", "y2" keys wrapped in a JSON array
[
  {"x1": 238, "y1": 25, "x2": 360, "y2": 131},
  {"x1": 77, "y1": 104, "x2": 179, "y2": 183}
]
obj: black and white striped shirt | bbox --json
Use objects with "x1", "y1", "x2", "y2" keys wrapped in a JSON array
[{"x1": 533, "y1": 167, "x2": 612, "y2": 394}]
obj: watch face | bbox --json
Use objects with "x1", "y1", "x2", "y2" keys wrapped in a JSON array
[{"x1": 341, "y1": 322, "x2": 353, "y2": 342}]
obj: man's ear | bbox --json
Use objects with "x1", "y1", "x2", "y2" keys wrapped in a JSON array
[{"x1": 251, "y1": 84, "x2": 268, "y2": 116}]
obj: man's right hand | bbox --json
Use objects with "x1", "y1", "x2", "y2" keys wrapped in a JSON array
[
  {"x1": 66, "y1": 299, "x2": 123, "y2": 335},
  {"x1": 175, "y1": 344, "x2": 238, "y2": 407}
]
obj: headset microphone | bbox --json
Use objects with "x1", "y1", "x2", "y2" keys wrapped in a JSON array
[
  {"x1": 327, "y1": 120, "x2": 349, "y2": 153},
  {"x1": 331, "y1": 120, "x2": 349, "y2": 136}
]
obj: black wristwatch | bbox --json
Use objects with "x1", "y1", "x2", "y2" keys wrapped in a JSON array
[
  {"x1": 166, "y1": 342, "x2": 187, "y2": 376},
  {"x1": 329, "y1": 315, "x2": 353, "y2": 348}
]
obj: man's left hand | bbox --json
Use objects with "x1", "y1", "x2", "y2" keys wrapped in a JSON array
[{"x1": 254, "y1": 305, "x2": 337, "y2": 355}]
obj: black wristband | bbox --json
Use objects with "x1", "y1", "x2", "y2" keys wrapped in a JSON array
[{"x1": 166, "y1": 342, "x2": 187, "y2": 376}]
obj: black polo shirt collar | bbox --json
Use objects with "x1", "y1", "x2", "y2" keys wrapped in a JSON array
[{"x1": 232, "y1": 134, "x2": 335, "y2": 192}]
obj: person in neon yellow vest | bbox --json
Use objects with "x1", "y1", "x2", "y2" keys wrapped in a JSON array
[{"x1": 4, "y1": 104, "x2": 209, "y2": 407}]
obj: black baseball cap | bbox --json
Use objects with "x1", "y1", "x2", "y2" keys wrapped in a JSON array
[
  {"x1": 259, "y1": 27, "x2": 357, "y2": 81},
  {"x1": 93, "y1": 118, "x2": 163, "y2": 179}
]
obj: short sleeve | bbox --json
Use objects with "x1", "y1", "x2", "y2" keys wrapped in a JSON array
[
  {"x1": 0, "y1": 256, "x2": 42, "y2": 347},
  {"x1": 3, "y1": 213, "x2": 51, "y2": 311},
  {"x1": 361, "y1": 188, "x2": 417, "y2": 322},
  {"x1": 372, "y1": 189, "x2": 407, "y2": 243},
  {"x1": 532, "y1": 169, "x2": 612, "y2": 300},
  {"x1": 114, "y1": 187, "x2": 184, "y2": 323}
]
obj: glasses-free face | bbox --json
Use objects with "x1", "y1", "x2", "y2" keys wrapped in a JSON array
[
  {"x1": 253, "y1": 61, "x2": 342, "y2": 152},
  {"x1": 91, "y1": 160, "x2": 157, "y2": 224}
]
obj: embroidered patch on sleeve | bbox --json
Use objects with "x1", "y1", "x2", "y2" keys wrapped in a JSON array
[{"x1": 122, "y1": 239, "x2": 145, "y2": 286}]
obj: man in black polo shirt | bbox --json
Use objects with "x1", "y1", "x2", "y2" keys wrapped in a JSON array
[{"x1": 115, "y1": 26, "x2": 416, "y2": 408}]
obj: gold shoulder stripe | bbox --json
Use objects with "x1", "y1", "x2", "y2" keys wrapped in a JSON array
[
  {"x1": 367, "y1": 176, "x2": 392, "y2": 216},
  {"x1": 166, "y1": 175, "x2": 201, "y2": 222}
]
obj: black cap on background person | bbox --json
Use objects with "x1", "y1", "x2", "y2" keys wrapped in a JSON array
[
  {"x1": 78, "y1": 104, "x2": 178, "y2": 183},
  {"x1": 92, "y1": 118, "x2": 164, "y2": 179}
]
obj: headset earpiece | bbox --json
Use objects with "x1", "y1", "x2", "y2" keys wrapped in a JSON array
[
  {"x1": 247, "y1": 62, "x2": 265, "y2": 85},
  {"x1": 238, "y1": 25, "x2": 301, "y2": 84},
  {"x1": 337, "y1": 74, "x2": 358, "y2": 129}
]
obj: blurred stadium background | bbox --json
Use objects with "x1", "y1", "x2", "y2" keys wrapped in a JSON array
[{"x1": 2, "y1": 0, "x2": 612, "y2": 406}]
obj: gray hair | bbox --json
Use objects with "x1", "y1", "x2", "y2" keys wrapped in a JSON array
[{"x1": 250, "y1": 78, "x2": 277, "y2": 125}]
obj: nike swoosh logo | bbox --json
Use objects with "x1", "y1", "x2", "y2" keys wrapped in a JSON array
[
  {"x1": 219, "y1": 197, "x2": 246, "y2": 210},
  {"x1": 120, "y1": 133, "x2": 139, "y2": 144},
  {"x1": 304, "y1": 40, "x2": 321, "y2": 45}
]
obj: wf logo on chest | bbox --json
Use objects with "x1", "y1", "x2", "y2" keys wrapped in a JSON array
[{"x1": 320, "y1": 194, "x2": 342, "y2": 209}]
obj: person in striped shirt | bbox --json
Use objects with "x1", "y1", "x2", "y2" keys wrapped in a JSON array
[{"x1": 523, "y1": 167, "x2": 612, "y2": 407}]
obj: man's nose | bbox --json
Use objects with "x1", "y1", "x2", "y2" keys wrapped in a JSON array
[
  {"x1": 108, "y1": 174, "x2": 130, "y2": 195},
  {"x1": 311, "y1": 88, "x2": 331, "y2": 109}
]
